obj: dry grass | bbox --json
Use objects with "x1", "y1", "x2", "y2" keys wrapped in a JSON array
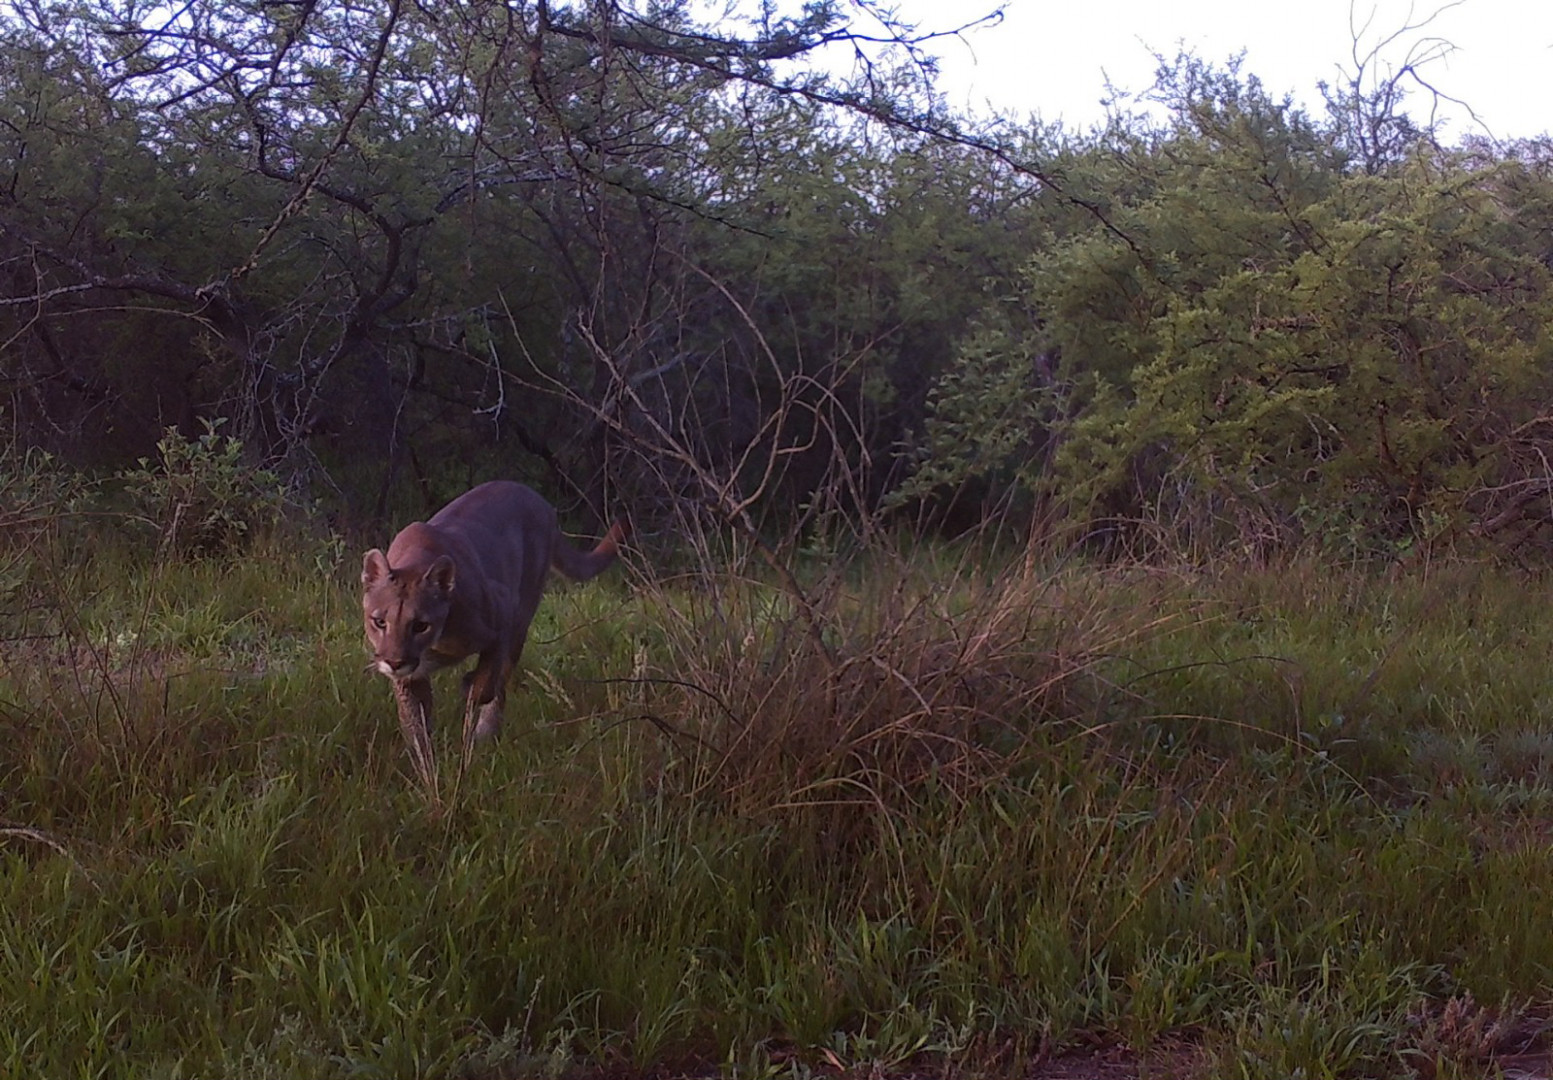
[{"x1": 625, "y1": 544, "x2": 1175, "y2": 821}]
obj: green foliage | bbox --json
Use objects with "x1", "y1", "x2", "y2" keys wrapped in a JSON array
[
  {"x1": 903, "y1": 55, "x2": 1553, "y2": 556},
  {"x1": 119, "y1": 421, "x2": 288, "y2": 556},
  {"x1": 0, "y1": 443, "x2": 91, "y2": 541},
  {"x1": 9, "y1": 3, "x2": 1550, "y2": 560},
  {"x1": 0, "y1": 0, "x2": 1022, "y2": 526},
  {"x1": 888, "y1": 314, "x2": 1050, "y2": 507}
]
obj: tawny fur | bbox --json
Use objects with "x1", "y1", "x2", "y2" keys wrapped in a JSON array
[{"x1": 361, "y1": 482, "x2": 624, "y2": 772}]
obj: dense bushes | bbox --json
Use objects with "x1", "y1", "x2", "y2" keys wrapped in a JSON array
[
  {"x1": 908, "y1": 63, "x2": 1553, "y2": 557},
  {"x1": 3, "y1": 5, "x2": 1551, "y2": 561}
]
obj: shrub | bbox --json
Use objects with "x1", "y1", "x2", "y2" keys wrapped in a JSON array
[{"x1": 119, "y1": 420, "x2": 288, "y2": 557}]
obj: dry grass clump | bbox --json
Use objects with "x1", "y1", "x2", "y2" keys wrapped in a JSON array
[{"x1": 629, "y1": 546, "x2": 1177, "y2": 816}]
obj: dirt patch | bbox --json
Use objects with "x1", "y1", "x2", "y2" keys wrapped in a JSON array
[
  {"x1": 549, "y1": 1041, "x2": 1207, "y2": 1080},
  {"x1": 1492, "y1": 1052, "x2": 1553, "y2": 1080},
  {"x1": 546, "y1": 1038, "x2": 1553, "y2": 1080},
  {"x1": 1028, "y1": 1039, "x2": 1203, "y2": 1079}
]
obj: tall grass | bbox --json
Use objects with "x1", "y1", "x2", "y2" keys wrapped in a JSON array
[{"x1": 4, "y1": 509, "x2": 1553, "y2": 1078}]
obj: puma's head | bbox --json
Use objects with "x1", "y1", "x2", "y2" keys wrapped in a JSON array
[{"x1": 361, "y1": 549, "x2": 457, "y2": 680}]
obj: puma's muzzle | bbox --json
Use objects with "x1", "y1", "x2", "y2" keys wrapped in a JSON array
[{"x1": 376, "y1": 657, "x2": 418, "y2": 678}]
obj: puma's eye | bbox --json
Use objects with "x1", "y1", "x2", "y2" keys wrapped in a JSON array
[
  {"x1": 411, "y1": 620, "x2": 431, "y2": 635},
  {"x1": 370, "y1": 615, "x2": 386, "y2": 630}
]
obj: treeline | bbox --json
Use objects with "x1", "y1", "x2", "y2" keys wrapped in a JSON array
[{"x1": 2, "y1": 1, "x2": 1551, "y2": 558}]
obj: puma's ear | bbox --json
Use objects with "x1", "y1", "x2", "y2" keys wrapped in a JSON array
[
  {"x1": 426, "y1": 555, "x2": 456, "y2": 595},
  {"x1": 362, "y1": 549, "x2": 391, "y2": 587}
]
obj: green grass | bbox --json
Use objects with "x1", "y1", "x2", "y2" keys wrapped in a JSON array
[{"x1": 3, "y1": 529, "x2": 1552, "y2": 1079}]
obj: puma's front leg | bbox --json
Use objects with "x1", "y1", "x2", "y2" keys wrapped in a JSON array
[{"x1": 392, "y1": 677, "x2": 437, "y2": 789}]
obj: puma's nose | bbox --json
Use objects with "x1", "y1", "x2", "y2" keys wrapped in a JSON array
[{"x1": 378, "y1": 658, "x2": 418, "y2": 677}]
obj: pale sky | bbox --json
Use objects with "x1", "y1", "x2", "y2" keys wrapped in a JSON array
[{"x1": 889, "y1": 0, "x2": 1552, "y2": 141}]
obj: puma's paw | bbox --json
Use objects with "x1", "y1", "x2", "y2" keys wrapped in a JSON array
[{"x1": 473, "y1": 707, "x2": 504, "y2": 742}]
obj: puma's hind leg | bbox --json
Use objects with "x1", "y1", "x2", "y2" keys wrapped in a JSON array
[
  {"x1": 473, "y1": 621, "x2": 533, "y2": 743},
  {"x1": 462, "y1": 650, "x2": 512, "y2": 748}
]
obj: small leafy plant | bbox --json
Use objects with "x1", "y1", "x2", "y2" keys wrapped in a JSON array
[{"x1": 120, "y1": 419, "x2": 287, "y2": 557}]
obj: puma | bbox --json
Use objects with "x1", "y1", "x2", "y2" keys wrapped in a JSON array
[{"x1": 361, "y1": 481, "x2": 625, "y2": 779}]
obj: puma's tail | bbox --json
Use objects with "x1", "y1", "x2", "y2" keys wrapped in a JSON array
[{"x1": 552, "y1": 519, "x2": 628, "y2": 582}]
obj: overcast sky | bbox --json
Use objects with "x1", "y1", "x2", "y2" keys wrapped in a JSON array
[{"x1": 886, "y1": 0, "x2": 1551, "y2": 141}]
